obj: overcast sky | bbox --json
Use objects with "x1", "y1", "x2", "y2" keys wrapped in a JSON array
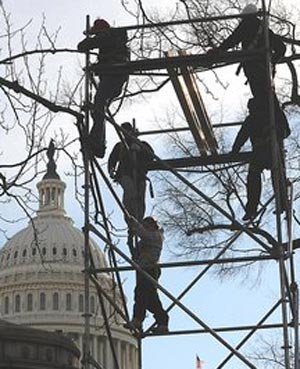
[{"x1": 1, "y1": 1, "x2": 299, "y2": 369}]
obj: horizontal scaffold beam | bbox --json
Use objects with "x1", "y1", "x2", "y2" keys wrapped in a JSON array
[
  {"x1": 148, "y1": 151, "x2": 252, "y2": 170},
  {"x1": 90, "y1": 49, "x2": 261, "y2": 75},
  {"x1": 92, "y1": 254, "x2": 274, "y2": 273},
  {"x1": 144, "y1": 323, "x2": 286, "y2": 337}
]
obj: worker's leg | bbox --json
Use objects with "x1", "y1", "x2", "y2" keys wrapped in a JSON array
[
  {"x1": 105, "y1": 74, "x2": 128, "y2": 106},
  {"x1": 120, "y1": 176, "x2": 147, "y2": 221},
  {"x1": 89, "y1": 78, "x2": 110, "y2": 158},
  {"x1": 132, "y1": 271, "x2": 148, "y2": 325},
  {"x1": 120, "y1": 175, "x2": 137, "y2": 217},
  {"x1": 243, "y1": 163, "x2": 262, "y2": 220},
  {"x1": 144, "y1": 268, "x2": 169, "y2": 328},
  {"x1": 136, "y1": 180, "x2": 146, "y2": 221},
  {"x1": 89, "y1": 75, "x2": 128, "y2": 158},
  {"x1": 119, "y1": 175, "x2": 138, "y2": 247},
  {"x1": 271, "y1": 140, "x2": 288, "y2": 213}
]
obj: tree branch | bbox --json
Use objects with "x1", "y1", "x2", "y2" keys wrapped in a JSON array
[{"x1": 0, "y1": 76, "x2": 83, "y2": 121}]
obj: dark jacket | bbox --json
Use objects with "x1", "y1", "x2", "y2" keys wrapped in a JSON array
[
  {"x1": 219, "y1": 16, "x2": 286, "y2": 64},
  {"x1": 77, "y1": 28, "x2": 129, "y2": 65},
  {"x1": 108, "y1": 139, "x2": 154, "y2": 181}
]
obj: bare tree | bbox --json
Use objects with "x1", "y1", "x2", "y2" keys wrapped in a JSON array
[{"x1": 0, "y1": 4, "x2": 85, "y2": 239}]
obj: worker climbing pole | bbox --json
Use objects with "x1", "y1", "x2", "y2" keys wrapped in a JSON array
[
  {"x1": 77, "y1": 17, "x2": 130, "y2": 158},
  {"x1": 78, "y1": 15, "x2": 131, "y2": 369}
]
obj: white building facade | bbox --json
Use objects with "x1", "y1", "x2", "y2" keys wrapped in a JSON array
[{"x1": 0, "y1": 158, "x2": 137, "y2": 369}]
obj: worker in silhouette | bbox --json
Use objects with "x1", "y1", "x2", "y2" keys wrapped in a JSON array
[
  {"x1": 78, "y1": 19, "x2": 129, "y2": 158},
  {"x1": 208, "y1": 3, "x2": 286, "y2": 101},
  {"x1": 108, "y1": 122, "x2": 155, "y2": 246},
  {"x1": 231, "y1": 97, "x2": 290, "y2": 220},
  {"x1": 124, "y1": 215, "x2": 169, "y2": 334}
]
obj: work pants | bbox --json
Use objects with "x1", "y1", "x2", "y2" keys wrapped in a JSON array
[
  {"x1": 90, "y1": 74, "x2": 128, "y2": 154},
  {"x1": 243, "y1": 61, "x2": 276, "y2": 103},
  {"x1": 133, "y1": 267, "x2": 169, "y2": 326},
  {"x1": 245, "y1": 140, "x2": 286, "y2": 214},
  {"x1": 245, "y1": 165, "x2": 262, "y2": 215},
  {"x1": 119, "y1": 175, "x2": 146, "y2": 222}
]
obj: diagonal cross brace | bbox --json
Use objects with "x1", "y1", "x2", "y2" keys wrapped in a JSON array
[{"x1": 89, "y1": 224, "x2": 257, "y2": 369}]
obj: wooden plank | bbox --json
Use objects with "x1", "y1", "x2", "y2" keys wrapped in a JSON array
[
  {"x1": 166, "y1": 50, "x2": 218, "y2": 155},
  {"x1": 166, "y1": 59, "x2": 207, "y2": 155},
  {"x1": 179, "y1": 52, "x2": 218, "y2": 154}
]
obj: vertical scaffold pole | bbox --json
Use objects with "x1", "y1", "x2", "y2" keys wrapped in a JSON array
[
  {"x1": 83, "y1": 14, "x2": 91, "y2": 369},
  {"x1": 137, "y1": 338, "x2": 142, "y2": 369},
  {"x1": 287, "y1": 182, "x2": 299, "y2": 369},
  {"x1": 261, "y1": 1, "x2": 291, "y2": 367},
  {"x1": 294, "y1": 286, "x2": 299, "y2": 369},
  {"x1": 132, "y1": 118, "x2": 142, "y2": 369}
]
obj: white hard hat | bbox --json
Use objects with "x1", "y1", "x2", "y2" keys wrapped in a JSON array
[{"x1": 242, "y1": 3, "x2": 258, "y2": 14}]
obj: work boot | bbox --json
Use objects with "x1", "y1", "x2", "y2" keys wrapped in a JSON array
[
  {"x1": 242, "y1": 209, "x2": 257, "y2": 222},
  {"x1": 123, "y1": 318, "x2": 142, "y2": 331},
  {"x1": 150, "y1": 324, "x2": 169, "y2": 334}
]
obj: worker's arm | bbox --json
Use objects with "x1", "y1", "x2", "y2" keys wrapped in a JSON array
[
  {"x1": 269, "y1": 31, "x2": 286, "y2": 63},
  {"x1": 218, "y1": 20, "x2": 247, "y2": 51},
  {"x1": 77, "y1": 31, "x2": 109, "y2": 52},
  {"x1": 207, "y1": 20, "x2": 246, "y2": 57},
  {"x1": 231, "y1": 118, "x2": 251, "y2": 153},
  {"x1": 107, "y1": 143, "x2": 121, "y2": 178},
  {"x1": 276, "y1": 107, "x2": 290, "y2": 139},
  {"x1": 127, "y1": 215, "x2": 151, "y2": 240},
  {"x1": 78, "y1": 37, "x2": 99, "y2": 52},
  {"x1": 141, "y1": 141, "x2": 155, "y2": 160}
]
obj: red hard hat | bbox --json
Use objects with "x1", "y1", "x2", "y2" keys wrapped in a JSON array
[{"x1": 89, "y1": 19, "x2": 110, "y2": 34}]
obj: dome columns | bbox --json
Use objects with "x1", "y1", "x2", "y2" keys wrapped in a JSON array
[{"x1": 37, "y1": 179, "x2": 66, "y2": 214}]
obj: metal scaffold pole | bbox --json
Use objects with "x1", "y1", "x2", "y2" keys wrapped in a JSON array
[
  {"x1": 83, "y1": 14, "x2": 91, "y2": 369},
  {"x1": 287, "y1": 181, "x2": 299, "y2": 369},
  {"x1": 261, "y1": 1, "x2": 292, "y2": 367}
]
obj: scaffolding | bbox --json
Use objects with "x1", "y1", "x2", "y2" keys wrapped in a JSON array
[{"x1": 78, "y1": 2, "x2": 299, "y2": 369}]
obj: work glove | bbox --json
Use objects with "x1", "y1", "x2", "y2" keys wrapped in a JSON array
[{"x1": 109, "y1": 170, "x2": 116, "y2": 180}]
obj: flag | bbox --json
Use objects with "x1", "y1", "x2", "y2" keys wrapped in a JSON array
[{"x1": 196, "y1": 355, "x2": 203, "y2": 369}]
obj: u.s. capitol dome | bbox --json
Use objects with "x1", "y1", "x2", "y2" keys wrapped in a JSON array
[{"x1": 0, "y1": 151, "x2": 137, "y2": 369}]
